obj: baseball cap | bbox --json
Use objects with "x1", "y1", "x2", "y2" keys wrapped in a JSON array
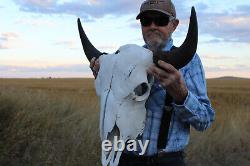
[{"x1": 136, "y1": 0, "x2": 176, "y2": 19}]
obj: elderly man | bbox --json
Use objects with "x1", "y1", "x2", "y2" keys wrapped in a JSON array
[{"x1": 90, "y1": 0, "x2": 215, "y2": 165}]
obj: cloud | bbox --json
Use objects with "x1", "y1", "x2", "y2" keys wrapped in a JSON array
[
  {"x1": 13, "y1": 0, "x2": 142, "y2": 19},
  {"x1": 234, "y1": 5, "x2": 250, "y2": 16},
  {"x1": 199, "y1": 13, "x2": 250, "y2": 43},
  {"x1": 0, "y1": 63, "x2": 93, "y2": 78},
  {"x1": 0, "y1": 32, "x2": 18, "y2": 49},
  {"x1": 204, "y1": 65, "x2": 250, "y2": 78},
  {"x1": 205, "y1": 65, "x2": 250, "y2": 72},
  {"x1": 98, "y1": 45, "x2": 118, "y2": 50},
  {"x1": 15, "y1": 19, "x2": 56, "y2": 27},
  {"x1": 129, "y1": 22, "x2": 140, "y2": 29},
  {"x1": 171, "y1": 2, "x2": 250, "y2": 44},
  {"x1": 202, "y1": 54, "x2": 234, "y2": 60},
  {"x1": 54, "y1": 40, "x2": 77, "y2": 49},
  {"x1": 23, "y1": 0, "x2": 54, "y2": 7},
  {"x1": 12, "y1": 0, "x2": 250, "y2": 44},
  {"x1": 54, "y1": 40, "x2": 117, "y2": 50},
  {"x1": 195, "y1": 4, "x2": 250, "y2": 43},
  {"x1": 0, "y1": 64, "x2": 88, "y2": 72}
]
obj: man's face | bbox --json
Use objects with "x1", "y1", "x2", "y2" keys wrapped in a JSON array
[{"x1": 140, "y1": 11, "x2": 179, "y2": 51}]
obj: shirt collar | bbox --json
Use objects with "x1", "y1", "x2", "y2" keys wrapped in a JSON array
[{"x1": 162, "y1": 37, "x2": 173, "y2": 51}]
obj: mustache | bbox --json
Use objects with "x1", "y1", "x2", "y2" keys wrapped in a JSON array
[{"x1": 146, "y1": 29, "x2": 163, "y2": 37}]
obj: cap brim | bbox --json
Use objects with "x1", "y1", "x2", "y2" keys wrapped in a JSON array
[{"x1": 136, "y1": 9, "x2": 173, "y2": 20}]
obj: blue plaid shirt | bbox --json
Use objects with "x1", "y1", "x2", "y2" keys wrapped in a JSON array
[{"x1": 136, "y1": 38, "x2": 215, "y2": 156}]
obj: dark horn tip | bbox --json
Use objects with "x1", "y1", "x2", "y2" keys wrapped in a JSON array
[
  {"x1": 191, "y1": 6, "x2": 196, "y2": 17},
  {"x1": 77, "y1": 17, "x2": 102, "y2": 61},
  {"x1": 191, "y1": 6, "x2": 196, "y2": 15},
  {"x1": 77, "y1": 18, "x2": 81, "y2": 25}
]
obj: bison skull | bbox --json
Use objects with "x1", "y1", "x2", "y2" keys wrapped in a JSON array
[{"x1": 95, "y1": 44, "x2": 153, "y2": 166}]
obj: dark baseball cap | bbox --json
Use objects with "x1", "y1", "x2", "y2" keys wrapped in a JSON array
[{"x1": 136, "y1": 0, "x2": 176, "y2": 19}]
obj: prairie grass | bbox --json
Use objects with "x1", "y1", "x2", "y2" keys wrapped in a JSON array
[
  {"x1": 0, "y1": 78, "x2": 250, "y2": 166},
  {"x1": 187, "y1": 78, "x2": 250, "y2": 166},
  {"x1": 0, "y1": 79, "x2": 100, "y2": 166}
]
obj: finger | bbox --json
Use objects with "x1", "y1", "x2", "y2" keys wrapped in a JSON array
[
  {"x1": 90, "y1": 57, "x2": 96, "y2": 68},
  {"x1": 148, "y1": 65, "x2": 169, "y2": 79},
  {"x1": 146, "y1": 65, "x2": 156, "y2": 75},
  {"x1": 152, "y1": 65, "x2": 169, "y2": 78},
  {"x1": 159, "y1": 79, "x2": 170, "y2": 88},
  {"x1": 93, "y1": 71, "x2": 97, "y2": 79},
  {"x1": 158, "y1": 60, "x2": 177, "y2": 73},
  {"x1": 93, "y1": 59, "x2": 100, "y2": 71}
]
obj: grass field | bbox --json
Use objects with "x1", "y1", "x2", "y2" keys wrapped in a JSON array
[{"x1": 0, "y1": 77, "x2": 249, "y2": 166}]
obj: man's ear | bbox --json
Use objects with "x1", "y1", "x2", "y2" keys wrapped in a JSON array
[{"x1": 171, "y1": 19, "x2": 179, "y2": 32}]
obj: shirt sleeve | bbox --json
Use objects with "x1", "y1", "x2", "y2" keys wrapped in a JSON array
[{"x1": 173, "y1": 54, "x2": 215, "y2": 131}]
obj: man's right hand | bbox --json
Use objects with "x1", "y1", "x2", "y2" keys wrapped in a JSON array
[{"x1": 90, "y1": 57, "x2": 100, "y2": 78}]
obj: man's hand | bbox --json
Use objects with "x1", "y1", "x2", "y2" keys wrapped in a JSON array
[
  {"x1": 147, "y1": 60, "x2": 188, "y2": 104},
  {"x1": 89, "y1": 57, "x2": 100, "y2": 79}
]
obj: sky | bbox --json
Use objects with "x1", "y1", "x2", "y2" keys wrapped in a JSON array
[{"x1": 0, "y1": 0, "x2": 250, "y2": 78}]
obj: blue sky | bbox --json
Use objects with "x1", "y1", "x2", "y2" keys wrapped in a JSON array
[{"x1": 0, "y1": 0, "x2": 250, "y2": 78}]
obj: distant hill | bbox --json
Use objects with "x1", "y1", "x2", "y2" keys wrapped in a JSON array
[{"x1": 208, "y1": 76, "x2": 250, "y2": 80}]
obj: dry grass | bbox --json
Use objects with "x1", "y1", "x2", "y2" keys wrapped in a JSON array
[
  {"x1": 0, "y1": 78, "x2": 250, "y2": 166},
  {"x1": 187, "y1": 78, "x2": 250, "y2": 166},
  {"x1": 0, "y1": 78, "x2": 100, "y2": 166}
]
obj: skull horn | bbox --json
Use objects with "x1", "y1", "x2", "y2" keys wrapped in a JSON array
[
  {"x1": 77, "y1": 18, "x2": 103, "y2": 62},
  {"x1": 153, "y1": 7, "x2": 198, "y2": 69}
]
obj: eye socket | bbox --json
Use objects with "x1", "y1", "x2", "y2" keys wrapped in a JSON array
[{"x1": 134, "y1": 83, "x2": 148, "y2": 96}]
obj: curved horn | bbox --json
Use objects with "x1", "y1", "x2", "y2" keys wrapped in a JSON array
[
  {"x1": 77, "y1": 18, "x2": 102, "y2": 62},
  {"x1": 153, "y1": 7, "x2": 198, "y2": 69}
]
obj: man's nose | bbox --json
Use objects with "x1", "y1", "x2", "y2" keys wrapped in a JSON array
[{"x1": 148, "y1": 22, "x2": 158, "y2": 28}]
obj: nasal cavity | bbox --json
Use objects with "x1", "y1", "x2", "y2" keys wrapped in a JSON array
[{"x1": 134, "y1": 83, "x2": 148, "y2": 96}]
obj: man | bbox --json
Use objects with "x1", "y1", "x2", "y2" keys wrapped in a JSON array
[{"x1": 90, "y1": 0, "x2": 215, "y2": 165}]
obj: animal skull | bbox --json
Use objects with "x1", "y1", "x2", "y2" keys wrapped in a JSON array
[{"x1": 95, "y1": 44, "x2": 154, "y2": 165}]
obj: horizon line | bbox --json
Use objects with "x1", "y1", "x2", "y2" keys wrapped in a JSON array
[{"x1": 1, "y1": 76, "x2": 250, "y2": 79}]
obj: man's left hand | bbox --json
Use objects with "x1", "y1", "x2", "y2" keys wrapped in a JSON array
[{"x1": 147, "y1": 60, "x2": 188, "y2": 105}]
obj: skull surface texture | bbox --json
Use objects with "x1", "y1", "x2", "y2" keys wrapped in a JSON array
[{"x1": 95, "y1": 44, "x2": 154, "y2": 166}]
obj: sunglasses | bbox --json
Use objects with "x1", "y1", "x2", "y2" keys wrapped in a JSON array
[{"x1": 140, "y1": 15, "x2": 175, "y2": 27}]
